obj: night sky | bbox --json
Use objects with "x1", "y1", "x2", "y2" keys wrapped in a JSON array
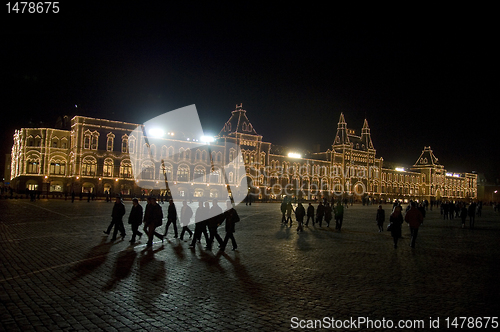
[{"x1": 1, "y1": 3, "x2": 497, "y2": 180}]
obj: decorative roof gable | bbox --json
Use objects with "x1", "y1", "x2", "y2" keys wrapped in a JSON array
[
  {"x1": 414, "y1": 146, "x2": 441, "y2": 167},
  {"x1": 219, "y1": 104, "x2": 259, "y2": 137}
]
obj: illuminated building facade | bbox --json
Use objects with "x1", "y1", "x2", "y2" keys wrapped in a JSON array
[{"x1": 10, "y1": 104, "x2": 477, "y2": 202}]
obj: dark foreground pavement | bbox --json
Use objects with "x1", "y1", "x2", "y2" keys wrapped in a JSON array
[{"x1": 1, "y1": 199, "x2": 499, "y2": 331}]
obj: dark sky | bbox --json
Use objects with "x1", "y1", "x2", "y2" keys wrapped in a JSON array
[{"x1": 1, "y1": 3, "x2": 497, "y2": 180}]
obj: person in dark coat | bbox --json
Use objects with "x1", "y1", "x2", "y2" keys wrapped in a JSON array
[
  {"x1": 205, "y1": 199, "x2": 224, "y2": 251},
  {"x1": 405, "y1": 201, "x2": 424, "y2": 248},
  {"x1": 468, "y1": 202, "x2": 477, "y2": 229},
  {"x1": 324, "y1": 203, "x2": 332, "y2": 227},
  {"x1": 280, "y1": 199, "x2": 287, "y2": 224},
  {"x1": 285, "y1": 202, "x2": 293, "y2": 226},
  {"x1": 219, "y1": 201, "x2": 240, "y2": 251},
  {"x1": 305, "y1": 203, "x2": 314, "y2": 226},
  {"x1": 389, "y1": 205, "x2": 403, "y2": 248},
  {"x1": 128, "y1": 198, "x2": 143, "y2": 244},
  {"x1": 334, "y1": 202, "x2": 344, "y2": 230},
  {"x1": 104, "y1": 196, "x2": 126, "y2": 241},
  {"x1": 376, "y1": 205, "x2": 385, "y2": 232},
  {"x1": 189, "y1": 201, "x2": 209, "y2": 248},
  {"x1": 163, "y1": 199, "x2": 179, "y2": 239},
  {"x1": 460, "y1": 204, "x2": 468, "y2": 228},
  {"x1": 179, "y1": 200, "x2": 193, "y2": 241},
  {"x1": 144, "y1": 196, "x2": 164, "y2": 247},
  {"x1": 295, "y1": 202, "x2": 306, "y2": 233},
  {"x1": 316, "y1": 202, "x2": 324, "y2": 227}
]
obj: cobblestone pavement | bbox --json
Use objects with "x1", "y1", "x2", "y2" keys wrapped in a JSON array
[{"x1": 1, "y1": 199, "x2": 499, "y2": 331}]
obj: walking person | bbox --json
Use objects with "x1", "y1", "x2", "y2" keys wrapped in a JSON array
[
  {"x1": 128, "y1": 198, "x2": 143, "y2": 244},
  {"x1": 103, "y1": 196, "x2": 126, "y2": 241},
  {"x1": 285, "y1": 201, "x2": 293, "y2": 226},
  {"x1": 219, "y1": 201, "x2": 240, "y2": 251},
  {"x1": 179, "y1": 200, "x2": 193, "y2": 241},
  {"x1": 280, "y1": 198, "x2": 287, "y2": 224},
  {"x1": 295, "y1": 202, "x2": 306, "y2": 233},
  {"x1": 389, "y1": 205, "x2": 403, "y2": 248},
  {"x1": 468, "y1": 202, "x2": 477, "y2": 229},
  {"x1": 334, "y1": 201, "x2": 344, "y2": 231},
  {"x1": 189, "y1": 201, "x2": 209, "y2": 248},
  {"x1": 205, "y1": 199, "x2": 224, "y2": 251},
  {"x1": 460, "y1": 203, "x2": 468, "y2": 228},
  {"x1": 143, "y1": 196, "x2": 164, "y2": 247},
  {"x1": 305, "y1": 203, "x2": 314, "y2": 227},
  {"x1": 316, "y1": 202, "x2": 324, "y2": 227},
  {"x1": 324, "y1": 203, "x2": 332, "y2": 227},
  {"x1": 163, "y1": 199, "x2": 179, "y2": 239},
  {"x1": 405, "y1": 201, "x2": 424, "y2": 248},
  {"x1": 376, "y1": 205, "x2": 385, "y2": 232}
]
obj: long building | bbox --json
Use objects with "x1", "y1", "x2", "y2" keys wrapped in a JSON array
[{"x1": 10, "y1": 104, "x2": 477, "y2": 202}]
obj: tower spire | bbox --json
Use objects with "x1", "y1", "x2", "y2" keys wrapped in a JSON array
[
  {"x1": 333, "y1": 113, "x2": 349, "y2": 146},
  {"x1": 361, "y1": 118, "x2": 374, "y2": 150}
]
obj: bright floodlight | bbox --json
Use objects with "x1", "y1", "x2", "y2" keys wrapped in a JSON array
[
  {"x1": 288, "y1": 152, "x2": 301, "y2": 158},
  {"x1": 148, "y1": 128, "x2": 165, "y2": 137},
  {"x1": 200, "y1": 135, "x2": 215, "y2": 143},
  {"x1": 395, "y1": 167, "x2": 405, "y2": 172}
]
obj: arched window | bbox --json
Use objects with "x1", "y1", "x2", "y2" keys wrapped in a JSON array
[
  {"x1": 141, "y1": 161, "x2": 155, "y2": 180},
  {"x1": 82, "y1": 156, "x2": 97, "y2": 176},
  {"x1": 49, "y1": 158, "x2": 66, "y2": 175},
  {"x1": 106, "y1": 133, "x2": 115, "y2": 152},
  {"x1": 103, "y1": 158, "x2": 114, "y2": 177},
  {"x1": 194, "y1": 166, "x2": 206, "y2": 182},
  {"x1": 121, "y1": 135, "x2": 128, "y2": 153},
  {"x1": 128, "y1": 137, "x2": 136, "y2": 154},
  {"x1": 120, "y1": 160, "x2": 132, "y2": 178},
  {"x1": 177, "y1": 164, "x2": 190, "y2": 182},
  {"x1": 84, "y1": 135, "x2": 91, "y2": 149},
  {"x1": 209, "y1": 167, "x2": 220, "y2": 183},
  {"x1": 26, "y1": 158, "x2": 40, "y2": 174}
]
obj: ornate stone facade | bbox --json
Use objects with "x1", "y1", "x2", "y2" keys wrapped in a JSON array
[{"x1": 10, "y1": 104, "x2": 477, "y2": 202}]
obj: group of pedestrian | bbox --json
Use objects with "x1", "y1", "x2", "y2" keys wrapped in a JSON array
[
  {"x1": 282, "y1": 199, "x2": 345, "y2": 233},
  {"x1": 103, "y1": 196, "x2": 240, "y2": 252},
  {"x1": 381, "y1": 202, "x2": 423, "y2": 249},
  {"x1": 378, "y1": 199, "x2": 481, "y2": 249}
]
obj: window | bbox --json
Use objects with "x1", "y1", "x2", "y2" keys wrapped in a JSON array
[
  {"x1": 209, "y1": 168, "x2": 220, "y2": 183},
  {"x1": 141, "y1": 161, "x2": 154, "y2": 180},
  {"x1": 49, "y1": 161, "x2": 66, "y2": 175},
  {"x1": 120, "y1": 160, "x2": 132, "y2": 178},
  {"x1": 177, "y1": 165, "x2": 189, "y2": 182},
  {"x1": 27, "y1": 161, "x2": 39, "y2": 174},
  {"x1": 91, "y1": 136, "x2": 98, "y2": 150},
  {"x1": 122, "y1": 139, "x2": 128, "y2": 153},
  {"x1": 194, "y1": 166, "x2": 206, "y2": 182},
  {"x1": 103, "y1": 159, "x2": 114, "y2": 177},
  {"x1": 106, "y1": 134, "x2": 114, "y2": 152},
  {"x1": 84, "y1": 136, "x2": 90, "y2": 149},
  {"x1": 128, "y1": 138, "x2": 135, "y2": 154},
  {"x1": 27, "y1": 183, "x2": 38, "y2": 191},
  {"x1": 82, "y1": 157, "x2": 97, "y2": 176}
]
